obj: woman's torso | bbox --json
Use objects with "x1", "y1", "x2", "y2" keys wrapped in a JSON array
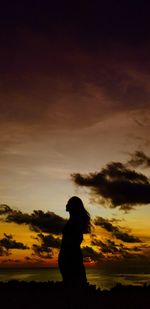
[{"x1": 58, "y1": 218, "x2": 83, "y2": 264}]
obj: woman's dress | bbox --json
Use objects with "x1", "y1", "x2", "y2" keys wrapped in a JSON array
[{"x1": 58, "y1": 217, "x2": 87, "y2": 286}]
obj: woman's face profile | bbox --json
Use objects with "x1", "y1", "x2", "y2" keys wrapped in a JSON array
[
  {"x1": 66, "y1": 198, "x2": 75, "y2": 213},
  {"x1": 66, "y1": 199, "x2": 71, "y2": 212},
  {"x1": 65, "y1": 196, "x2": 82, "y2": 213},
  {"x1": 66, "y1": 202, "x2": 69, "y2": 212}
]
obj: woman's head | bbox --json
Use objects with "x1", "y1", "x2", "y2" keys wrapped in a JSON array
[
  {"x1": 66, "y1": 196, "x2": 91, "y2": 233},
  {"x1": 66, "y1": 196, "x2": 84, "y2": 213}
]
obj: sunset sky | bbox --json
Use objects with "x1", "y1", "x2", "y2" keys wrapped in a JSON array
[{"x1": 0, "y1": 1, "x2": 150, "y2": 273}]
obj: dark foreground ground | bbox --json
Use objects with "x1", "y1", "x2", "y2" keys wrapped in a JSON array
[{"x1": 0, "y1": 281, "x2": 150, "y2": 309}]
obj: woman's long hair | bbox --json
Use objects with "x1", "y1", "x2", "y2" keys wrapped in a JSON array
[{"x1": 66, "y1": 196, "x2": 91, "y2": 233}]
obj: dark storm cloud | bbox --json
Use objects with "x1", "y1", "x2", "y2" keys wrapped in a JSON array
[
  {"x1": 91, "y1": 238, "x2": 119, "y2": 254},
  {"x1": 90, "y1": 236, "x2": 147, "y2": 267},
  {"x1": 0, "y1": 233, "x2": 29, "y2": 250},
  {"x1": 83, "y1": 240, "x2": 144, "y2": 263},
  {"x1": 92, "y1": 239, "x2": 134, "y2": 257},
  {"x1": 0, "y1": 233, "x2": 28, "y2": 256},
  {"x1": 0, "y1": 204, "x2": 66, "y2": 234},
  {"x1": 36, "y1": 233, "x2": 61, "y2": 249},
  {"x1": 91, "y1": 237, "x2": 144, "y2": 255},
  {"x1": 82, "y1": 246, "x2": 104, "y2": 262},
  {"x1": 90, "y1": 236, "x2": 148, "y2": 269},
  {"x1": 0, "y1": 204, "x2": 12, "y2": 215},
  {"x1": 72, "y1": 161, "x2": 150, "y2": 210},
  {"x1": 32, "y1": 233, "x2": 61, "y2": 259},
  {"x1": 127, "y1": 151, "x2": 150, "y2": 168},
  {"x1": 94, "y1": 217, "x2": 141, "y2": 243},
  {"x1": 32, "y1": 243, "x2": 53, "y2": 259}
]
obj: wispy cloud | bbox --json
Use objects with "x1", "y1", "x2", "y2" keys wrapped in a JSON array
[{"x1": 127, "y1": 151, "x2": 150, "y2": 168}]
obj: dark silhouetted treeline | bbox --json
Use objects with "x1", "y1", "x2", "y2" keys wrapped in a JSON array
[{"x1": 0, "y1": 280, "x2": 150, "y2": 309}]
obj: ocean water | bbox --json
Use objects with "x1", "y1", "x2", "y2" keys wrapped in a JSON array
[{"x1": 0, "y1": 268, "x2": 150, "y2": 290}]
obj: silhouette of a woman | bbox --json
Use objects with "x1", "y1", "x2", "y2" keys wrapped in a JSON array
[{"x1": 58, "y1": 196, "x2": 91, "y2": 287}]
